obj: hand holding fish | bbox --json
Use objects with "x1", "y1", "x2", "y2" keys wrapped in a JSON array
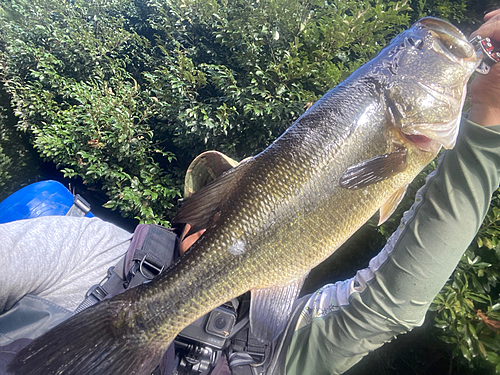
[{"x1": 470, "y1": 8, "x2": 500, "y2": 126}]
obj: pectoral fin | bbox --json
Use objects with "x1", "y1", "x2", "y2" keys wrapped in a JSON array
[
  {"x1": 339, "y1": 148, "x2": 408, "y2": 190},
  {"x1": 378, "y1": 185, "x2": 408, "y2": 225},
  {"x1": 250, "y1": 273, "x2": 308, "y2": 342}
]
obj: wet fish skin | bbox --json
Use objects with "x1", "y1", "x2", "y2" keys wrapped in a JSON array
[{"x1": 8, "y1": 17, "x2": 481, "y2": 375}]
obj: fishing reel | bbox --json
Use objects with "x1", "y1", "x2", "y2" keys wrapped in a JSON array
[{"x1": 470, "y1": 35, "x2": 500, "y2": 74}]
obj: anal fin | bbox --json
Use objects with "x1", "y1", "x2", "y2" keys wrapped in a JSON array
[
  {"x1": 250, "y1": 273, "x2": 308, "y2": 342},
  {"x1": 378, "y1": 185, "x2": 408, "y2": 225}
]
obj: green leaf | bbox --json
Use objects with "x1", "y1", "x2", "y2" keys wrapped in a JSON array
[
  {"x1": 477, "y1": 340, "x2": 487, "y2": 358},
  {"x1": 477, "y1": 236, "x2": 484, "y2": 248},
  {"x1": 460, "y1": 344, "x2": 472, "y2": 361},
  {"x1": 468, "y1": 322, "x2": 478, "y2": 340}
]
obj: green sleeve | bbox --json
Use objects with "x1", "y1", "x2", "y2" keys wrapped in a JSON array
[{"x1": 284, "y1": 118, "x2": 500, "y2": 375}]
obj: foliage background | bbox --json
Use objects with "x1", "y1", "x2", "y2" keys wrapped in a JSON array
[{"x1": 0, "y1": 0, "x2": 499, "y2": 373}]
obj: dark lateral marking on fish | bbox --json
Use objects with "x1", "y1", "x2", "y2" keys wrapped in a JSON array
[{"x1": 339, "y1": 148, "x2": 408, "y2": 190}]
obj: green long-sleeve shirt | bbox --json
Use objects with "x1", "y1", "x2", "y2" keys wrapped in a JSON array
[{"x1": 275, "y1": 118, "x2": 500, "y2": 375}]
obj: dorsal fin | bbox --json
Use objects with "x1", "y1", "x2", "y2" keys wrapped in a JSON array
[{"x1": 172, "y1": 158, "x2": 255, "y2": 236}]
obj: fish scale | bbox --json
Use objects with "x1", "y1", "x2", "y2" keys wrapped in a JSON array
[{"x1": 9, "y1": 17, "x2": 482, "y2": 375}]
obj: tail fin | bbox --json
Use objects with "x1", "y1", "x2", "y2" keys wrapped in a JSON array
[{"x1": 8, "y1": 298, "x2": 165, "y2": 375}]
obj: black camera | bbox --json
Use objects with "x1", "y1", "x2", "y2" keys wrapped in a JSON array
[
  {"x1": 174, "y1": 304, "x2": 237, "y2": 374},
  {"x1": 176, "y1": 304, "x2": 237, "y2": 350}
]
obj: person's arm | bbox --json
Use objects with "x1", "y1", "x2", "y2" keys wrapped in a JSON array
[{"x1": 284, "y1": 13, "x2": 500, "y2": 375}]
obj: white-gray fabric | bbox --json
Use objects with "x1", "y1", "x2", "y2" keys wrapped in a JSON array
[{"x1": 0, "y1": 216, "x2": 131, "y2": 312}]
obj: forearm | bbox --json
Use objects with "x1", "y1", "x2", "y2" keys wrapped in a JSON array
[
  {"x1": 359, "y1": 118, "x2": 500, "y2": 321},
  {"x1": 468, "y1": 104, "x2": 500, "y2": 127},
  {"x1": 285, "y1": 118, "x2": 500, "y2": 375}
]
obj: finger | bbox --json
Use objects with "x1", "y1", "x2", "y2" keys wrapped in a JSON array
[
  {"x1": 470, "y1": 8, "x2": 500, "y2": 40},
  {"x1": 484, "y1": 8, "x2": 500, "y2": 22},
  {"x1": 470, "y1": 18, "x2": 500, "y2": 41}
]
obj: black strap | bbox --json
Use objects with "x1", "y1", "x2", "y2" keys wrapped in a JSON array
[
  {"x1": 74, "y1": 267, "x2": 124, "y2": 314},
  {"x1": 126, "y1": 225, "x2": 178, "y2": 289},
  {"x1": 227, "y1": 352, "x2": 258, "y2": 375},
  {"x1": 230, "y1": 327, "x2": 267, "y2": 360},
  {"x1": 227, "y1": 297, "x2": 270, "y2": 375},
  {"x1": 225, "y1": 295, "x2": 311, "y2": 375},
  {"x1": 74, "y1": 225, "x2": 178, "y2": 314}
]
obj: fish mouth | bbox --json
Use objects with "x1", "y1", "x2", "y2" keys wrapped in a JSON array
[
  {"x1": 401, "y1": 125, "x2": 459, "y2": 152},
  {"x1": 400, "y1": 111, "x2": 462, "y2": 151},
  {"x1": 417, "y1": 17, "x2": 482, "y2": 69}
]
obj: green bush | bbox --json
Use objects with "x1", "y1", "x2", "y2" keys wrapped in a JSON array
[
  {"x1": 430, "y1": 191, "x2": 500, "y2": 373},
  {"x1": 0, "y1": 0, "x2": 179, "y2": 223},
  {"x1": 0, "y1": 82, "x2": 41, "y2": 201},
  {"x1": 0, "y1": 0, "x2": 414, "y2": 223}
]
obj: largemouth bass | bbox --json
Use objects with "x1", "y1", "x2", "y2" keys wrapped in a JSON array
[{"x1": 9, "y1": 17, "x2": 481, "y2": 375}]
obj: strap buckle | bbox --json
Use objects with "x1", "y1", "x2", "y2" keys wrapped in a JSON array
[
  {"x1": 65, "y1": 194, "x2": 91, "y2": 217},
  {"x1": 74, "y1": 267, "x2": 119, "y2": 314},
  {"x1": 139, "y1": 253, "x2": 165, "y2": 280},
  {"x1": 85, "y1": 267, "x2": 115, "y2": 302},
  {"x1": 86, "y1": 284, "x2": 107, "y2": 302}
]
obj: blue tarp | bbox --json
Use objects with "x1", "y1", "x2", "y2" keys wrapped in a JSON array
[{"x1": 0, "y1": 180, "x2": 94, "y2": 223}]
